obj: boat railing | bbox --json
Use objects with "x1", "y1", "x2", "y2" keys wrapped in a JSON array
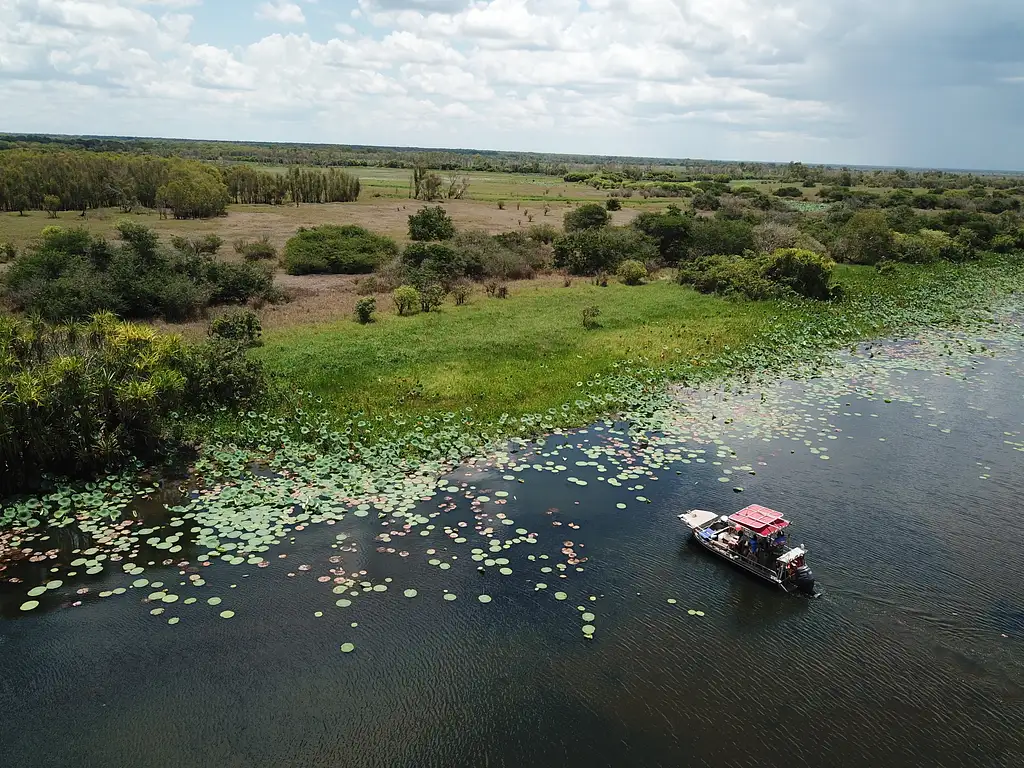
[{"x1": 711, "y1": 541, "x2": 782, "y2": 581}]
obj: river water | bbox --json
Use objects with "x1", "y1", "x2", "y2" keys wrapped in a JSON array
[{"x1": 1, "y1": 321, "x2": 1022, "y2": 768}]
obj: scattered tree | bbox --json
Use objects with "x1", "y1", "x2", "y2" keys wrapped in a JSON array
[
  {"x1": 563, "y1": 203, "x2": 610, "y2": 232},
  {"x1": 393, "y1": 285, "x2": 420, "y2": 315},
  {"x1": 409, "y1": 205, "x2": 456, "y2": 241}
]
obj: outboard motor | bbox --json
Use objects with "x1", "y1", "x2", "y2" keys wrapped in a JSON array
[{"x1": 795, "y1": 565, "x2": 816, "y2": 596}]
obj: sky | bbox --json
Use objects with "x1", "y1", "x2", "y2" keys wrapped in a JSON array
[{"x1": 2, "y1": 0, "x2": 1023, "y2": 170}]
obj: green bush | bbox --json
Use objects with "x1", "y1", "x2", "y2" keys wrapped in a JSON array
[
  {"x1": 2, "y1": 224, "x2": 272, "y2": 322},
  {"x1": 693, "y1": 192, "x2": 720, "y2": 211},
  {"x1": 832, "y1": 210, "x2": 895, "y2": 264},
  {"x1": 282, "y1": 225, "x2": 398, "y2": 275},
  {"x1": 0, "y1": 313, "x2": 266, "y2": 497},
  {"x1": 527, "y1": 224, "x2": 559, "y2": 244},
  {"x1": 209, "y1": 309, "x2": 262, "y2": 347},
  {"x1": 393, "y1": 285, "x2": 419, "y2": 316},
  {"x1": 0, "y1": 242, "x2": 16, "y2": 263},
  {"x1": 403, "y1": 241, "x2": 468, "y2": 285},
  {"x1": 678, "y1": 255, "x2": 777, "y2": 300},
  {"x1": 563, "y1": 203, "x2": 609, "y2": 232},
  {"x1": 355, "y1": 296, "x2": 376, "y2": 324},
  {"x1": 553, "y1": 227, "x2": 657, "y2": 275},
  {"x1": 632, "y1": 209, "x2": 693, "y2": 264},
  {"x1": 234, "y1": 236, "x2": 277, "y2": 261},
  {"x1": 408, "y1": 205, "x2": 456, "y2": 241},
  {"x1": 689, "y1": 217, "x2": 754, "y2": 259},
  {"x1": 678, "y1": 248, "x2": 834, "y2": 301},
  {"x1": 761, "y1": 249, "x2": 835, "y2": 300},
  {"x1": 582, "y1": 305, "x2": 601, "y2": 329},
  {"x1": 774, "y1": 187, "x2": 803, "y2": 198},
  {"x1": 606, "y1": 198, "x2": 622, "y2": 211},
  {"x1": 205, "y1": 261, "x2": 275, "y2": 305},
  {"x1": 419, "y1": 284, "x2": 446, "y2": 313},
  {"x1": 617, "y1": 259, "x2": 648, "y2": 285}
]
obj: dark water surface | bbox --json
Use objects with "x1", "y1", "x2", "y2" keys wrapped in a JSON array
[{"x1": 2, "y1": 331, "x2": 1023, "y2": 768}]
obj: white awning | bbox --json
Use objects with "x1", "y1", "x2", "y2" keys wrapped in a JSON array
[
  {"x1": 777, "y1": 547, "x2": 806, "y2": 564},
  {"x1": 680, "y1": 509, "x2": 718, "y2": 530}
]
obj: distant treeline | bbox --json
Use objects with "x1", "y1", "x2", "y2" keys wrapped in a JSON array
[
  {"x1": 5, "y1": 133, "x2": 1022, "y2": 187},
  {"x1": 0, "y1": 149, "x2": 360, "y2": 217}
]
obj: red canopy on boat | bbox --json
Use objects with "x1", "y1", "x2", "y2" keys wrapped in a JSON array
[{"x1": 729, "y1": 504, "x2": 790, "y2": 536}]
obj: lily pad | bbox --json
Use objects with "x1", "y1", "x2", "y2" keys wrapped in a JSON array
[
  {"x1": 340, "y1": 643, "x2": 356, "y2": 653},
  {"x1": 477, "y1": 594, "x2": 492, "y2": 603},
  {"x1": 19, "y1": 600, "x2": 40, "y2": 612}
]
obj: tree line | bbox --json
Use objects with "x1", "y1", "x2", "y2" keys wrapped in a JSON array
[
  {"x1": 0, "y1": 149, "x2": 361, "y2": 217},
  {"x1": 8, "y1": 133, "x2": 1022, "y2": 186}
]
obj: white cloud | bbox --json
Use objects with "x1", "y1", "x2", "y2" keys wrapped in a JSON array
[
  {"x1": 255, "y1": 1, "x2": 305, "y2": 25},
  {"x1": 1, "y1": 0, "x2": 1023, "y2": 168}
]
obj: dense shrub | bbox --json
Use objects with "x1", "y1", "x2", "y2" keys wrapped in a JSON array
[
  {"x1": 442, "y1": 230, "x2": 548, "y2": 281},
  {"x1": 678, "y1": 248, "x2": 834, "y2": 301},
  {"x1": 617, "y1": 259, "x2": 648, "y2": 285},
  {"x1": 693, "y1": 192, "x2": 720, "y2": 211},
  {"x1": 688, "y1": 217, "x2": 755, "y2": 259},
  {"x1": 393, "y1": 285, "x2": 419, "y2": 316},
  {"x1": 563, "y1": 203, "x2": 610, "y2": 232},
  {"x1": 282, "y1": 225, "x2": 398, "y2": 275},
  {"x1": 209, "y1": 308, "x2": 262, "y2": 346},
  {"x1": 605, "y1": 198, "x2": 622, "y2": 211},
  {"x1": 0, "y1": 313, "x2": 266, "y2": 496},
  {"x1": 632, "y1": 207, "x2": 693, "y2": 264},
  {"x1": 355, "y1": 296, "x2": 376, "y2": 324},
  {"x1": 991, "y1": 230, "x2": 1024, "y2": 253},
  {"x1": 2, "y1": 224, "x2": 274, "y2": 322},
  {"x1": 0, "y1": 242, "x2": 16, "y2": 263},
  {"x1": 205, "y1": 261, "x2": 275, "y2": 305},
  {"x1": 234, "y1": 236, "x2": 277, "y2": 261},
  {"x1": 403, "y1": 242, "x2": 466, "y2": 286},
  {"x1": 527, "y1": 224, "x2": 559, "y2": 244},
  {"x1": 774, "y1": 187, "x2": 803, "y2": 198},
  {"x1": 553, "y1": 227, "x2": 657, "y2": 275},
  {"x1": 582, "y1": 305, "x2": 601, "y2": 329},
  {"x1": 893, "y1": 229, "x2": 970, "y2": 263},
  {"x1": 831, "y1": 210, "x2": 895, "y2": 265},
  {"x1": 408, "y1": 205, "x2": 456, "y2": 241},
  {"x1": 761, "y1": 249, "x2": 835, "y2": 300}
]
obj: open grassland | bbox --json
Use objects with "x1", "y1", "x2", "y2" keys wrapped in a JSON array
[{"x1": 0, "y1": 194, "x2": 638, "y2": 254}]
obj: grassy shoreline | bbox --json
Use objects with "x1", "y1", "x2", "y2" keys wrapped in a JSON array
[
  {"x1": 255, "y1": 257, "x2": 1023, "y2": 432},
  {"x1": 2, "y1": 256, "x2": 1019, "y2": 530}
]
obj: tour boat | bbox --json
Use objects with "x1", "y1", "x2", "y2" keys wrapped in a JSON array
[{"x1": 679, "y1": 504, "x2": 818, "y2": 595}]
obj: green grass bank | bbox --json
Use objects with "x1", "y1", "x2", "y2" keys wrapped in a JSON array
[{"x1": 256, "y1": 257, "x2": 1023, "y2": 428}]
